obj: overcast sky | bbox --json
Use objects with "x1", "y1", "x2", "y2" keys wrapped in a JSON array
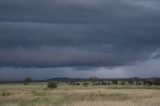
[{"x1": 1, "y1": 0, "x2": 160, "y2": 81}]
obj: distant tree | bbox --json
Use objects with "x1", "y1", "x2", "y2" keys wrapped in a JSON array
[
  {"x1": 69, "y1": 81, "x2": 75, "y2": 85},
  {"x1": 23, "y1": 77, "x2": 32, "y2": 85},
  {"x1": 101, "y1": 81, "x2": 107, "y2": 85},
  {"x1": 151, "y1": 78, "x2": 160, "y2": 86},
  {"x1": 128, "y1": 78, "x2": 134, "y2": 85},
  {"x1": 133, "y1": 77, "x2": 140, "y2": 85},
  {"x1": 83, "y1": 82, "x2": 89, "y2": 86},
  {"x1": 74, "y1": 82, "x2": 80, "y2": 86},
  {"x1": 112, "y1": 80, "x2": 118, "y2": 85},
  {"x1": 47, "y1": 81, "x2": 57, "y2": 89},
  {"x1": 107, "y1": 82, "x2": 111, "y2": 85},
  {"x1": 121, "y1": 81, "x2": 126, "y2": 86},
  {"x1": 147, "y1": 80, "x2": 153, "y2": 86},
  {"x1": 89, "y1": 76, "x2": 99, "y2": 85},
  {"x1": 93, "y1": 82, "x2": 101, "y2": 86}
]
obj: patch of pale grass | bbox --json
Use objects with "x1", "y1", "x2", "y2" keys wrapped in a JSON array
[
  {"x1": 1, "y1": 84, "x2": 160, "y2": 106},
  {"x1": 63, "y1": 97, "x2": 160, "y2": 106}
]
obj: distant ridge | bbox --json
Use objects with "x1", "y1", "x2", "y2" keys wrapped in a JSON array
[
  {"x1": 1, "y1": 77, "x2": 160, "y2": 83},
  {"x1": 47, "y1": 77, "x2": 86, "y2": 82}
]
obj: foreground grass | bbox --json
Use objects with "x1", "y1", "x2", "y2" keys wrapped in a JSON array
[{"x1": 0, "y1": 84, "x2": 160, "y2": 106}]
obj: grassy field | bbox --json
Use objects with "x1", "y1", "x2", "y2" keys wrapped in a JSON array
[{"x1": 0, "y1": 83, "x2": 160, "y2": 106}]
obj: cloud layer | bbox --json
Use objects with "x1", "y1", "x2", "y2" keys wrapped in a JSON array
[
  {"x1": 0, "y1": 23, "x2": 160, "y2": 67},
  {"x1": 0, "y1": 0, "x2": 160, "y2": 23},
  {"x1": 0, "y1": 0, "x2": 160, "y2": 79}
]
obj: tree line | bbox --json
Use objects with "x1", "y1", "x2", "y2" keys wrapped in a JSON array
[{"x1": 67, "y1": 77, "x2": 160, "y2": 86}]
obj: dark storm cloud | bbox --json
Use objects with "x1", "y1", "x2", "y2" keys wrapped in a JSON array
[
  {"x1": 0, "y1": 23, "x2": 159, "y2": 67},
  {"x1": 2, "y1": 59, "x2": 160, "y2": 81},
  {"x1": 1, "y1": 23, "x2": 160, "y2": 49},
  {"x1": 0, "y1": 0, "x2": 160, "y2": 23},
  {"x1": 0, "y1": 0, "x2": 160, "y2": 68},
  {"x1": 0, "y1": 47, "x2": 149, "y2": 67}
]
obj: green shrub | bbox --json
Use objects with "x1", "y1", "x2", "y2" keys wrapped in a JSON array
[
  {"x1": 47, "y1": 81, "x2": 57, "y2": 89},
  {"x1": 93, "y1": 82, "x2": 101, "y2": 86},
  {"x1": 23, "y1": 77, "x2": 32, "y2": 85},
  {"x1": 75, "y1": 82, "x2": 80, "y2": 86},
  {"x1": 83, "y1": 82, "x2": 89, "y2": 86},
  {"x1": 121, "y1": 81, "x2": 126, "y2": 85},
  {"x1": 101, "y1": 81, "x2": 107, "y2": 85},
  {"x1": 2, "y1": 91, "x2": 10, "y2": 96}
]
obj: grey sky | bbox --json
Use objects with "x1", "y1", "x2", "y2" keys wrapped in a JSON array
[{"x1": 0, "y1": 0, "x2": 160, "y2": 80}]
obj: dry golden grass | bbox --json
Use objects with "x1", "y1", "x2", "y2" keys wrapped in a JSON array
[{"x1": 0, "y1": 84, "x2": 160, "y2": 106}]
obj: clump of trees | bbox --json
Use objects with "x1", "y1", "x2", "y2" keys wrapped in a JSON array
[
  {"x1": 112, "y1": 80, "x2": 118, "y2": 85},
  {"x1": 142, "y1": 78, "x2": 160, "y2": 86},
  {"x1": 89, "y1": 76, "x2": 99, "y2": 85},
  {"x1": 69, "y1": 81, "x2": 81, "y2": 86},
  {"x1": 69, "y1": 81, "x2": 76, "y2": 85},
  {"x1": 46, "y1": 77, "x2": 160, "y2": 87},
  {"x1": 47, "y1": 81, "x2": 57, "y2": 89},
  {"x1": 101, "y1": 81, "x2": 107, "y2": 85},
  {"x1": 83, "y1": 82, "x2": 89, "y2": 86}
]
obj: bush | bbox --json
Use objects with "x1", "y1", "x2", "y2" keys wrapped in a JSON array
[
  {"x1": 83, "y1": 82, "x2": 89, "y2": 86},
  {"x1": 69, "y1": 81, "x2": 75, "y2": 85},
  {"x1": 93, "y1": 82, "x2": 101, "y2": 86},
  {"x1": 2, "y1": 91, "x2": 10, "y2": 96},
  {"x1": 101, "y1": 81, "x2": 107, "y2": 85},
  {"x1": 23, "y1": 77, "x2": 32, "y2": 85},
  {"x1": 47, "y1": 81, "x2": 57, "y2": 89},
  {"x1": 107, "y1": 82, "x2": 111, "y2": 85},
  {"x1": 75, "y1": 82, "x2": 80, "y2": 86},
  {"x1": 121, "y1": 81, "x2": 126, "y2": 85},
  {"x1": 112, "y1": 80, "x2": 118, "y2": 85}
]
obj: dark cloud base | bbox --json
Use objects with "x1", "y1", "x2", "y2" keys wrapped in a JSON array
[
  {"x1": 0, "y1": 0, "x2": 160, "y2": 68},
  {"x1": 0, "y1": 23, "x2": 159, "y2": 67}
]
